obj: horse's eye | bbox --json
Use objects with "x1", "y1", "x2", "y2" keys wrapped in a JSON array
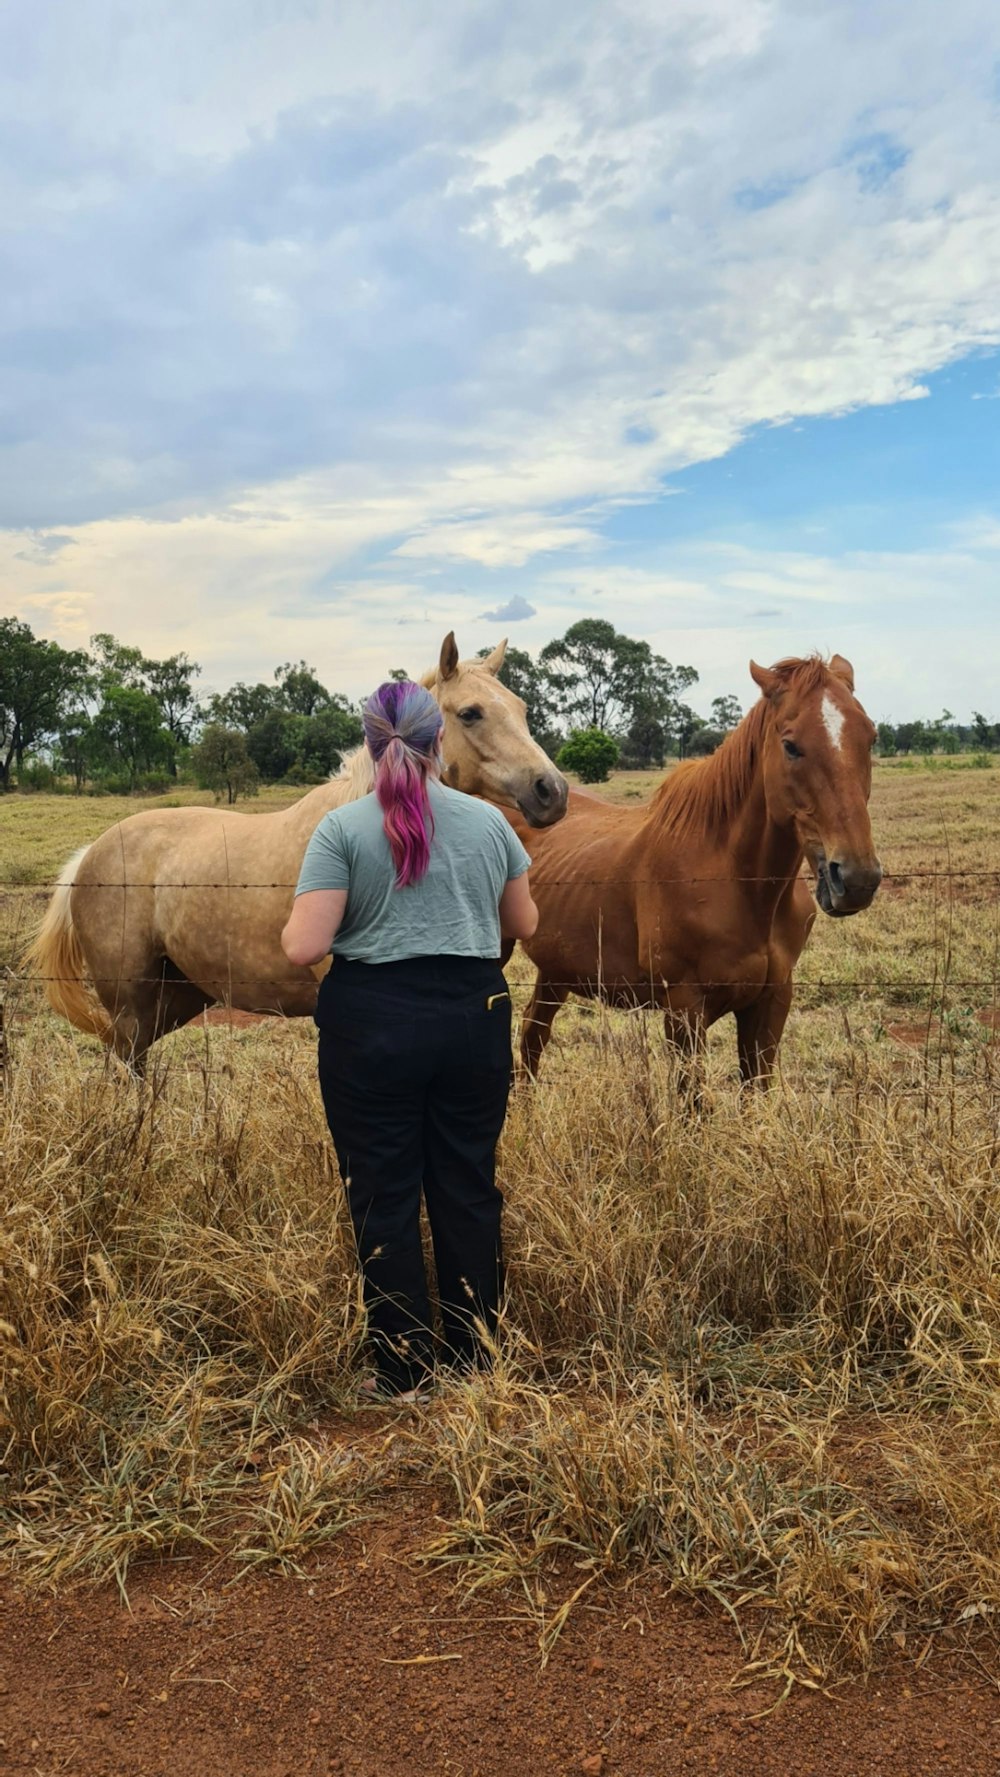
[
  {"x1": 782, "y1": 738, "x2": 802, "y2": 760},
  {"x1": 458, "y1": 706, "x2": 483, "y2": 724}
]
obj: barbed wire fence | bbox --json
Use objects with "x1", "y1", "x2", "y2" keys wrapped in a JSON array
[{"x1": 1, "y1": 864, "x2": 998, "y2": 1100}]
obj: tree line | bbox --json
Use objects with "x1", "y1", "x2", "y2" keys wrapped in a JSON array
[
  {"x1": 874, "y1": 713, "x2": 1000, "y2": 756},
  {"x1": 1, "y1": 613, "x2": 996, "y2": 797},
  {"x1": 0, "y1": 618, "x2": 363, "y2": 798}
]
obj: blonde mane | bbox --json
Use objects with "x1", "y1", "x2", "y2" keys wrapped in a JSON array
[
  {"x1": 652, "y1": 655, "x2": 832, "y2": 839},
  {"x1": 335, "y1": 745, "x2": 375, "y2": 801}
]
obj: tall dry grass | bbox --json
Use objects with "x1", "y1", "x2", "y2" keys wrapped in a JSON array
[
  {"x1": 2, "y1": 762, "x2": 1000, "y2": 1680},
  {"x1": 2, "y1": 1007, "x2": 1000, "y2": 1679}
]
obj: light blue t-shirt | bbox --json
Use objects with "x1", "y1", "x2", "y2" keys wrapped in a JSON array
[{"x1": 295, "y1": 780, "x2": 531, "y2": 964}]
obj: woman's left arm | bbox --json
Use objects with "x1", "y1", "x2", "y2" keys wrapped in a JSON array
[{"x1": 281, "y1": 889, "x2": 348, "y2": 968}]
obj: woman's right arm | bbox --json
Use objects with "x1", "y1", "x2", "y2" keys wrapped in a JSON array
[
  {"x1": 499, "y1": 872, "x2": 539, "y2": 940},
  {"x1": 285, "y1": 816, "x2": 351, "y2": 966},
  {"x1": 281, "y1": 888, "x2": 348, "y2": 967}
]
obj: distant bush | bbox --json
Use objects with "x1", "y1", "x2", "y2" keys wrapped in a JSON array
[
  {"x1": 92, "y1": 770, "x2": 176, "y2": 796},
  {"x1": 556, "y1": 727, "x2": 620, "y2": 784},
  {"x1": 15, "y1": 760, "x2": 59, "y2": 792},
  {"x1": 686, "y1": 726, "x2": 725, "y2": 758},
  {"x1": 191, "y1": 725, "x2": 260, "y2": 805}
]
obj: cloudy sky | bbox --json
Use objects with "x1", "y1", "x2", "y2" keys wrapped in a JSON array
[{"x1": 3, "y1": 0, "x2": 999, "y2": 720}]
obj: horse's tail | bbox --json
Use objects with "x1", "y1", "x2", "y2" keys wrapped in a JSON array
[
  {"x1": 23, "y1": 846, "x2": 113, "y2": 1042},
  {"x1": 335, "y1": 745, "x2": 375, "y2": 802}
]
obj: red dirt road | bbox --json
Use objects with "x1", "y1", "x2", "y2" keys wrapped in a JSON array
[{"x1": 3, "y1": 1502, "x2": 998, "y2": 1777}]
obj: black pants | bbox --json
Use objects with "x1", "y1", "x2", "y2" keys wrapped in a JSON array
[{"x1": 316, "y1": 956, "x2": 512, "y2": 1394}]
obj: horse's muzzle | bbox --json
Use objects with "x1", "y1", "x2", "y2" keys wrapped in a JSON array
[
  {"x1": 516, "y1": 769, "x2": 570, "y2": 828},
  {"x1": 814, "y1": 851, "x2": 883, "y2": 918}
]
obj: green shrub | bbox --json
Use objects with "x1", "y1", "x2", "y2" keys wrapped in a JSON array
[
  {"x1": 556, "y1": 727, "x2": 620, "y2": 784},
  {"x1": 16, "y1": 760, "x2": 58, "y2": 792}
]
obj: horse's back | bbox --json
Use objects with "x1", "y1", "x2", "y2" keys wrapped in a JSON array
[
  {"x1": 69, "y1": 793, "x2": 329, "y2": 1012},
  {"x1": 75, "y1": 778, "x2": 356, "y2": 889}
]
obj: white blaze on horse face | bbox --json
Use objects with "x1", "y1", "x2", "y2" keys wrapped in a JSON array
[{"x1": 821, "y1": 694, "x2": 846, "y2": 753}]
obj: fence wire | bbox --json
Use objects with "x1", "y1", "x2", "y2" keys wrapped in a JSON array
[
  {"x1": 8, "y1": 868, "x2": 1000, "y2": 888},
  {"x1": 1, "y1": 865, "x2": 998, "y2": 1000},
  {"x1": 2, "y1": 864, "x2": 998, "y2": 1099}
]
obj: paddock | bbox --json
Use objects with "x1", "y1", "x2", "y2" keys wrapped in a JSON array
[{"x1": 2, "y1": 756, "x2": 1000, "y2": 1768}]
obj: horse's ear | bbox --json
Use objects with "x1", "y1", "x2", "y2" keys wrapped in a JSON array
[
  {"x1": 829, "y1": 654, "x2": 855, "y2": 692},
  {"x1": 480, "y1": 638, "x2": 508, "y2": 676},
  {"x1": 749, "y1": 660, "x2": 783, "y2": 700},
  {"x1": 438, "y1": 632, "x2": 460, "y2": 682}
]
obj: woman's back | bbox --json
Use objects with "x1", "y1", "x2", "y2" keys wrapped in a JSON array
[{"x1": 296, "y1": 779, "x2": 530, "y2": 964}]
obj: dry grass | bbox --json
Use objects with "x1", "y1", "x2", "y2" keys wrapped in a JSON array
[
  {"x1": 0, "y1": 782, "x2": 302, "y2": 887},
  {"x1": 1, "y1": 762, "x2": 1000, "y2": 1682}
]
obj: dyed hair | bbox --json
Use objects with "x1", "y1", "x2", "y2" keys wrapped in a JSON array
[{"x1": 362, "y1": 680, "x2": 444, "y2": 887}]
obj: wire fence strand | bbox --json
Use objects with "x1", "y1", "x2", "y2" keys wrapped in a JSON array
[
  {"x1": 3, "y1": 864, "x2": 998, "y2": 1080},
  {"x1": 6, "y1": 973, "x2": 1000, "y2": 993},
  {"x1": 3, "y1": 868, "x2": 1000, "y2": 889}
]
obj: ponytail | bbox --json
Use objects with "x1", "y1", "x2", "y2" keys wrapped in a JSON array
[{"x1": 362, "y1": 681, "x2": 443, "y2": 887}]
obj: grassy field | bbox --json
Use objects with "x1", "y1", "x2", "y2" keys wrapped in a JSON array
[{"x1": 2, "y1": 761, "x2": 1000, "y2": 1684}]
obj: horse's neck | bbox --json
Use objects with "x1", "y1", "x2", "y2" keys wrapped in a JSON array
[
  {"x1": 725, "y1": 774, "x2": 803, "y2": 911},
  {"x1": 645, "y1": 727, "x2": 802, "y2": 916}
]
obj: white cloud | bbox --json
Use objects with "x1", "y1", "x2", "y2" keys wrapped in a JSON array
[
  {"x1": 479, "y1": 593, "x2": 537, "y2": 622},
  {"x1": 2, "y1": 0, "x2": 999, "y2": 529},
  {"x1": 397, "y1": 515, "x2": 597, "y2": 567},
  {"x1": 1, "y1": 0, "x2": 999, "y2": 716}
]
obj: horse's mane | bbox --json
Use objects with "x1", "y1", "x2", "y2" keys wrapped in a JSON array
[
  {"x1": 334, "y1": 745, "x2": 376, "y2": 801},
  {"x1": 651, "y1": 655, "x2": 831, "y2": 839}
]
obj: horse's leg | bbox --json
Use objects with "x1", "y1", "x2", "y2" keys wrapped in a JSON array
[
  {"x1": 107, "y1": 1005, "x2": 157, "y2": 1077},
  {"x1": 663, "y1": 1007, "x2": 707, "y2": 1106},
  {"x1": 92, "y1": 951, "x2": 202, "y2": 1074},
  {"x1": 519, "y1": 976, "x2": 569, "y2": 1079},
  {"x1": 735, "y1": 982, "x2": 793, "y2": 1089},
  {"x1": 152, "y1": 958, "x2": 215, "y2": 1037}
]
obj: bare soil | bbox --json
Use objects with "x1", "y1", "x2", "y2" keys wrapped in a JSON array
[
  {"x1": 3, "y1": 1453, "x2": 998, "y2": 1777},
  {"x1": 886, "y1": 1020, "x2": 934, "y2": 1049},
  {"x1": 198, "y1": 1008, "x2": 280, "y2": 1029}
]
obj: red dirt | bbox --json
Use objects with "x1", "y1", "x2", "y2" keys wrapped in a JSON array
[
  {"x1": 886, "y1": 1009, "x2": 1000, "y2": 1047},
  {"x1": 886, "y1": 1020, "x2": 934, "y2": 1048},
  {"x1": 196, "y1": 1008, "x2": 280, "y2": 1029},
  {"x1": 3, "y1": 1490, "x2": 998, "y2": 1776}
]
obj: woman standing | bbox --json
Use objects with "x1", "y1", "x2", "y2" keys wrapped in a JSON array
[{"x1": 281, "y1": 679, "x2": 538, "y2": 1401}]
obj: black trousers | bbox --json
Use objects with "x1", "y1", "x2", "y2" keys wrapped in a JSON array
[{"x1": 316, "y1": 956, "x2": 513, "y2": 1394}]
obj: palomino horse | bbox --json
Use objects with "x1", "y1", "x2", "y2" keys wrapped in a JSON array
[
  {"x1": 28, "y1": 634, "x2": 568, "y2": 1069},
  {"x1": 510, "y1": 654, "x2": 882, "y2": 1086}
]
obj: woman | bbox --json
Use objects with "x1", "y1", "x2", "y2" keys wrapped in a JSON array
[{"x1": 281, "y1": 679, "x2": 538, "y2": 1402}]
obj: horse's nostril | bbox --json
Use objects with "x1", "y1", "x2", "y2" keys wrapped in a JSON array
[
  {"x1": 533, "y1": 777, "x2": 552, "y2": 803},
  {"x1": 827, "y1": 860, "x2": 845, "y2": 898}
]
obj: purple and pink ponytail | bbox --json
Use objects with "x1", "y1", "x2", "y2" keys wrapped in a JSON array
[{"x1": 362, "y1": 681, "x2": 443, "y2": 887}]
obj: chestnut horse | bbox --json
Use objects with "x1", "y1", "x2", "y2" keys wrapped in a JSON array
[
  {"x1": 28, "y1": 634, "x2": 568, "y2": 1069},
  {"x1": 510, "y1": 654, "x2": 881, "y2": 1086}
]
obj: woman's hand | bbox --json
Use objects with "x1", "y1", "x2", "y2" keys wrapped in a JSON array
[
  {"x1": 499, "y1": 873, "x2": 539, "y2": 941},
  {"x1": 281, "y1": 889, "x2": 348, "y2": 968}
]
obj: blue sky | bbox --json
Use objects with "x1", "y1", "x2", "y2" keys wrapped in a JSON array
[{"x1": 2, "y1": 0, "x2": 999, "y2": 721}]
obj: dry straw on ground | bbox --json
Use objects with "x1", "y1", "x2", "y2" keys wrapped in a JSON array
[{"x1": 1, "y1": 760, "x2": 999, "y2": 1684}]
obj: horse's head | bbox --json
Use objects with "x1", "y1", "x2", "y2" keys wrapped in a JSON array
[
  {"x1": 750, "y1": 654, "x2": 882, "y2": 917},
  {"x1": 423, "y1": 633, "x2": 569, "y2": 827}
]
